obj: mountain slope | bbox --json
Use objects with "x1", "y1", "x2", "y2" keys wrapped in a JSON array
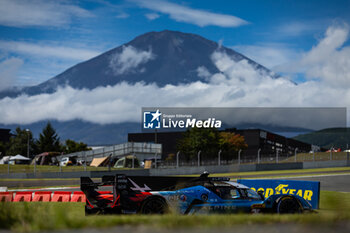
[
  {"x1": 294, "y1": 128, "x2": 350, "y2": 150},
  {"x1": 0, "y1": 30, "x2": 276, "y2": 98}
]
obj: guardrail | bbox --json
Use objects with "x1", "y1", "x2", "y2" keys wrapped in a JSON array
[{"x1": 60, "y1": 142, "x2": 162, "y2": 162}]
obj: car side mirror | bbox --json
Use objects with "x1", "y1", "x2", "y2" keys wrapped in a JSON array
[{"x1": 257, "y1": 190, "x2": 265, "y2": 200}]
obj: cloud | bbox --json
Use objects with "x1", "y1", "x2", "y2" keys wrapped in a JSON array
[
  {"x1": 196, "y1": 66, "x2": 212, "y2": 80},
  {"x1": 276, "y1": 24, "x2": 350, "y2": 88},
  {"x1": 131, "y1": 0, "x2": 248, "y2": 27},
  {"x1": 0, "y1": 40, "x2": 101, "y2": 61},
  {"x1": 232, "y1": 44, "x2": 300, "y2": 69},
  {"x1": 145, "y1": 13, "x2": 160, "y2": 20},
  {"x1": 109, "y1": 45, "x2": 155, "y2": 75},
  {"x1": 277, "y1": 21, "x2": 322, "y2": 37},
  {"x1": 0, "y1": 57, "x2": 23, "y2": 91},
  {"x1": 116, "y1": 12, "x2": 129, "y2": 19},
  {"x1": 1, "y1": 25, "x2": 350, "y2": 126},
  {"x1": 0, "y1": 0, "x2": 93, "y2": 28}
]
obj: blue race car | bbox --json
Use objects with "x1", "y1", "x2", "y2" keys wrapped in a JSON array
[{"x1": 80, "y1": 173, "x2": 313, "y2": 215}]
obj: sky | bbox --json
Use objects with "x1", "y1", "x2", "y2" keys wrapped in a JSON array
[{"x1": 0, "y1": 0, "x2": 350, "y2": 126}]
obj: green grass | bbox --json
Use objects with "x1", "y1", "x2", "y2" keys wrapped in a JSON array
[
  {"x1": 285, "y1": 152, "x2": 349, "y2": 162},
  {"x1": 0, "y1": 165, "x2": 143, "y2": 174},
  {"x1": 0, "y1": 191, "x2": 349, "y2": 232}
]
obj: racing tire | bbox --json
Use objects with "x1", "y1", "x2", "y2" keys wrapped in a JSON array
[
  {"x1": 276, "y1": 196, "x2": 303, "y2": 214},
  {"x1": 140, "y1": 196, "x2": 168, "y2": 214},
  {"x1": 85, "y1": 206, "x2": 99, "y2": 215}
]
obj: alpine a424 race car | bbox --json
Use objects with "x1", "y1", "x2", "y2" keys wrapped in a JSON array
[{"x1": 80, "y1": 173, "x2": 314, "y2": 215}]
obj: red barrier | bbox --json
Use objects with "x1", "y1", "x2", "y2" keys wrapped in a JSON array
[
  {"x1": 5, "y1": 190, "x2": 112, "y2": 202},
  {"x1": 71, "y1": 191, "x2": 86, "y2": 202},
  {"x1": 33, "y1": 191, "x2": 52, "y2": 202},
  {"x1": 13, "y1": 192, "x2": 32, "y2": 202},
  {"x1": 0, "y1": 192, "x2": 13, "y2": 202},
  {"x1": 51, "y1": 191, "x2": 71, "y2": 202}
]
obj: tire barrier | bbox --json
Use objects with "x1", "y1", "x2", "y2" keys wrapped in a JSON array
[
  {"x1": 13, "y1": 191, "x2": 32, "y2": 202},
  {"x1": 0, "y1": 191, "x2": 111, "y2": 202},
  {"x1": 71, "y1": 191, "x2": 86, "y2": 202},
  {"x1": 52, "y1": 191, "x2": 71, "y2": 202},
  {"x1": 33, "y1": 191, "x2": 52, "y2": 202},
  {"x1": 0, "y1": 192, "x2": 13, "y2": 202}
]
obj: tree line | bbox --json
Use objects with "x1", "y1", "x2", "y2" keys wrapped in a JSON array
[
  {"x1": 175, "y1": 127, "x2": 248, "y2": 162},
  {"x1": 0, "y1": 122, "x2": 90, "y2": 158}
]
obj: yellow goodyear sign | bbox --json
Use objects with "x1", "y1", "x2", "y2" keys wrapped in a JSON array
[{"x1": 237, "y1": 179, "x2": 320, "y2": 209}]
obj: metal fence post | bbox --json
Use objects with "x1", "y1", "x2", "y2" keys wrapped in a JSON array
[
  {"x1": 313, "y1": 150, "x2": 315, "y2": 162},
  {"x1": 155, "y1": 153, "x2": 157, "y2": 169},
  {"x1": 84, "y1": 151, "x2": 87, "y2": 171},
  {"x1": 34, "y1": 160, "x2": 36, "y2": 174},
  {"x1": 330, "y1": 149, "x2": 332, "y2": 161},
  {"x1": 238, "y1": 149, "x2": 242, "y2": 165},
  {"x1": 197, "y1": 151, "x2": 201, "y2": 167},
  {"x1": 276, "y1": 150, "x2": 279, "y2": 163},
  {"x1": 132, "y1": 154, "x2": 135, "y2": 169},
  {"x1": 257, "y1": 148, "x2": 261, "y2": 164},
  {"x1": 176, "y1": 151, "x2": 180, "y2": 168},
  {"x1": 294, "y1": 148, "x2": 298, "y2": 162},
  {"x1": 218, "y1": 150, "x2": 222, "y2": 166},
  {"x1": 7, "y1": 161, "x2": 9, "y2": 174}
]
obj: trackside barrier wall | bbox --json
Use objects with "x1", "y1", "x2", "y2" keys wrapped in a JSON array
[
  {"x1": 13, "y1": 192, "x2": 32, "y2": 202},
  {"x1": 33, "y1": 191, "x2": 51, "y2": 202},
  {"x1": 71, "y1": 191, "x2": 86, "y2": 202},
  {"x1": 52, "y1": 191, "x2": 71, "y2": 202},
  {"x1": 0, "y1": 191, "x2": 110, "y2": 202},
  {"x1": 303, "y1": 160, "x2": 350, "y2": 169},
  {"x1": 150, "y1": 161, "x2": 348, "y2": 176},
  {"x1": 0, "y1": 192, "x2": 13, "y2": 202}
]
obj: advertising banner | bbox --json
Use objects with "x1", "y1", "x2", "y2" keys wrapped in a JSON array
[{"x1": 237, "y1": 179, "x2": 320, "y2": 209}]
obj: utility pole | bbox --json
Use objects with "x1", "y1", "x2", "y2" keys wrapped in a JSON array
[
  {"x1": 197, "y1": 150, "x2": 201, "y2": 167},
  {"x1": 25, "y1": 129, "x2": 30, "y2": 158},
  {"x1": 238, "y1": 149, "x2": 242, "y2": 165},
  {"x1": 176, "y1": 151, "x2": 180, "y2": 168}
]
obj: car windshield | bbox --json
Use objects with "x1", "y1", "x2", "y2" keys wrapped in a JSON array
[
  {"x1": 214, "y1": 186, "x2": 240, "y2": 200},
  {"x1": 242, "y1": 188, "x2": 261, "y2": 200}
]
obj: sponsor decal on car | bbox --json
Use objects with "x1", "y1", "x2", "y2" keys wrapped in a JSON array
[{"x1": 238, "y1": 179, "x2": 320, "y2": 209}]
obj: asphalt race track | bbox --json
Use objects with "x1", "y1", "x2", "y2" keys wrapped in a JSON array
[
  {"x1": 283, "y1": 174, "x2": 350, "y2": 192},
  {"x1": 1, "y1": 169, "x2": 350, "y2": 192}
]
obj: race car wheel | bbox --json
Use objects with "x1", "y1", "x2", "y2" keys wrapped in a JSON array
[
  {"x1": 140, "y1": 197, "x2": 168, "y2": 214},
  {"x1": 85, "y1": 206, "x2": 99, "y2": 215},
  {"x1": 276, "y1": 196, "x2": 303, "y2": 214}
]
